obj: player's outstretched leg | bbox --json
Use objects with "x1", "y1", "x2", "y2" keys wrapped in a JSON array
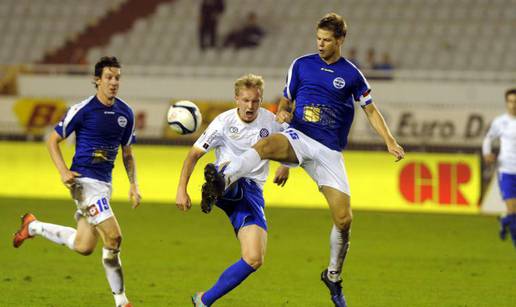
[
  {"x1": 97, "y1": 219, "x2": 131, "y2": 307},
  {"x1": 197, "y1": 258, "x2": 255, "y2": 306},
  {"x1": 201, "y1": 163, "x2": 226, "y2": 213},
  {"x1": 13, "y1": 213, "x2": 77, "y2": 250},
  {"x1": 12, "y1": 213, "x2": 37, "y2": 247},
  {"x1": 191, "y1": 292, "x2": 207, "y2": 307},
  {"x1": 321, "y1": 269, "x2": 347, "y2": 307}
]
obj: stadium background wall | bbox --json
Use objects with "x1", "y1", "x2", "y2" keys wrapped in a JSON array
[{"x1": 0, "y1": 142, "x2": 480, "y2": 214}]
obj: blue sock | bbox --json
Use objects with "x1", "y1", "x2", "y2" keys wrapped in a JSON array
[
  {"x1": 507, "y1": 214, "x2": 516, "y2": 247},
  {"x1": 202, "y1": 258, "x2": 255, "y2": 305}
]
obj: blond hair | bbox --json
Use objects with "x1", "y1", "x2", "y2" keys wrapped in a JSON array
[{"x1": 234, "y1": 74, "x2": 265, "y2": 96}]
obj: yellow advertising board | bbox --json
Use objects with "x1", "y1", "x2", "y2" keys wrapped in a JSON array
[
  {"x1": 0, "y1": 142, "x2": 480, "y2": 214},
  {"x1": 13, "y1": 98, "x2": 68, "y2": 134},
  {"x1": 344, "y1": 152, "x2": 481, "y2": 213}
]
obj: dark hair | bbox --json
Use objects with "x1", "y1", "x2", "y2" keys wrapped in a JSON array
[
  {"x1": 93, "y1": 56, "x2": 121, "y2": 88},
  {"x1": 505, "y1": 88, "x2": 516, "y2": 100},
  {"x1": 318, "y1": 13, "x2": 347, "y2": 39},
  {"x1": 94, "y1": 56, "x2": 121, "y2": 78}
]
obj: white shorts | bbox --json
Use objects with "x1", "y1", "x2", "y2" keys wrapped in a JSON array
[
  {"x1": 72, "y1": 177, "x2": 114, "y2": 225},
  {"x1": 280, "y1": 128, "x2": 350, "y2": 195}
]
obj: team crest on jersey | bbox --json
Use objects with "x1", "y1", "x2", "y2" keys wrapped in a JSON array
[
  {"x1": 333, "y1": 77, "x2": 346, "y2": 89},
  {"x1": 229, "y1": 126, "x2": 239, "y2": 133},
  {"x1": 87, "y1": 204, "x2": 99, "y2": 216},
  {"x1": 117, "y1": 116, "x2": 127, "y2": 127},
  {"x1": 259, "y1": 128, "x2": 269, "y2": 138}
]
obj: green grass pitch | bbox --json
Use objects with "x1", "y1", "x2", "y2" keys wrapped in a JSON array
[{"x1": 1, "y1": 197, "x2": 514, "y2": 306}]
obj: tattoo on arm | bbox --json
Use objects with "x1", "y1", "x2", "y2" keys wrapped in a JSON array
[{"x1": 123, "y1": 153, "x2": 137, "y2": 184}]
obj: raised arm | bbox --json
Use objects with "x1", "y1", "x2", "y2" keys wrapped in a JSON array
[
  {"x1": 176, "y1": 147, "x2": 206, "y2": 211},
  {"x1": 363, "y1": 103, "x2": 405, "y2": 161},
  {"x1": 122, "y1": 145, "x2": 141, "y2": 208}
]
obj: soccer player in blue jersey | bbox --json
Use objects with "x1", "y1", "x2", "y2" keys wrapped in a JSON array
[
  {"x1": 482, "y1": 88, "x2": 516, "y2": 247},
  {"x1": 201, "y1": 13, "x2": 405, "y2": 307},
  {"x1": 12, "y1": 56, "x2": 141, "y2": 307},
  {"x1": 176, "y1": 74, "x2": 288, "y2": 306}
]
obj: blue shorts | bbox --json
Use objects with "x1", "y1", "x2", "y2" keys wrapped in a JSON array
[
  {"x1": 216, "y1": 178, "x2": 267, "y2": 234},
  {"x1": 498, "y1": 172, "x2": 516, "y2": 200}
]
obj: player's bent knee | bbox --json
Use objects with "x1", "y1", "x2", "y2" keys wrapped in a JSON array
[
  {"x1": 105, "y1": 234, "x2": 122, "y2": 250},
  {"x1": 243, "y1": 254, "x2": 264, "y2": 270},
  {"x1": 254, "y1": 135, "x2": 286, "y2": 160},
  {"x1": 253, "y1": 137, "x2": 273, "y2": 159},
  {"x1": 74, "y1": 244, "x2": 95, "y2": 256},
  {"x1": 335, "y1": 214, "x2": 352, "y2": 231}
]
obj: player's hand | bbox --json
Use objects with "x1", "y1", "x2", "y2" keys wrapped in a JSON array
[
  {"x1": 276, "y1": 110, "x2": 293, "y2": 123},
  {"x1": 387, "y1": 141, "x2": 405, "y2": 162},
  {"x1": 129, "y1": 183, "x2": 142, "y2": 209},
  {"x1": 176, "y1": 190, "x2": 191, "y2": 211},
  {"x1": 483, "y1": 153, "x2": 496, "y2": 165},
  {"x1": 273, "y1": 165, "x2": 290, "y2": 187},
  {"x1": 61, "y1": 170, "x2": 81, "y2": 188}
]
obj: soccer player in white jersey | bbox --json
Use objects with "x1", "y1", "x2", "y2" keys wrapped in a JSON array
[
  {"x1": 175, "y1": 74, "x2": 287, "y2": 306},
  {"x1": 201, "y1": 13, "x2": 405, "y2": 307},
  {"x1": 482, "y1": 88, "x2": 516, "y2": 247},
  {"x1": 12, "y1": 57, "x2": 141, "y2": 307}
]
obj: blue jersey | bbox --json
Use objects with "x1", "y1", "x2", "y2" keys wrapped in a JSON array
[
  {"x1": 54, "y1": 95, "x2": 136, "y2": 183},
  {"x1": 283, "y1": 53, "x2": 372, "y2": 151}
]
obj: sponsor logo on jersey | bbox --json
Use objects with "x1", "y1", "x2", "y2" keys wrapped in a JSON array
[
  {"x1": 259, "y1": 128, "x2": 269, "y2": 137},
  {"x1": 333, "y1": 77, "x2": 346, "y2": 89},
  {"x1": 117, "y1": 116, "x2": 127, "y2": 127},
  {"x1": 228, "y1": 126, "x2": 240, "y2": 139},
  {"x1": 303, "y1": 105, "x2": 321, "y2": 123}
]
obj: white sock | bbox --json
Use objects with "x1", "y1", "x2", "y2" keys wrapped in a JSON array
[
  {"x1": 328, "y1": 224, "x2": 350, "y2": 282},
  {"x1": 114, "y1": 293, "x2": 129, "y2": 306},
  {"x1": 223, "y1": 148, "x2": 262, "y2": 186},
  {"x1": 28, "y1": 221, "x2": 76, "y2": 250},
  {"x1": 102, "y1": 248, "x2": 126, "y2": 299}
]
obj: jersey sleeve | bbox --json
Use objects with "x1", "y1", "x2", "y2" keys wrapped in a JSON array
[
  {"x1": 121, "y1": 109, "x2": 136, "y2": 146},
  {"x1": 272, "y1": 119, "x2": 289, "y2": 133},
  {"x1": 193, "y1": 116, "x2": 223, "y2": 152},
  {"x1": 482, "y1": 117, "x2": 502, "y2": 155},
  {"x1": 283, "y1": 58, "x2": 300, "y2": 101},
  {"x1": 54, "y1": 105, "x2": 84, "y2": 138},
  {"x1": 352, "y1": 68, "x2": 373, "y2": 107}
]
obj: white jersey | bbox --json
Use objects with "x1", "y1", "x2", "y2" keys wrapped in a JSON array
[
  {"x1": 194, "y1": 108, "x2": 285, "y2": 189},
  {"x1": 482, "y1": 113, "x2": 516, "y2": 174}
]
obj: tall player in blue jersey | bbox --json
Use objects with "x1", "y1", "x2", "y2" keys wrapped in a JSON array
[
  {"x1": 13, "y1": 57, "x2": 141, "y2": 307},
  {"x1": 201, "y1": 13, "x2": 405, "y2": 307}
]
